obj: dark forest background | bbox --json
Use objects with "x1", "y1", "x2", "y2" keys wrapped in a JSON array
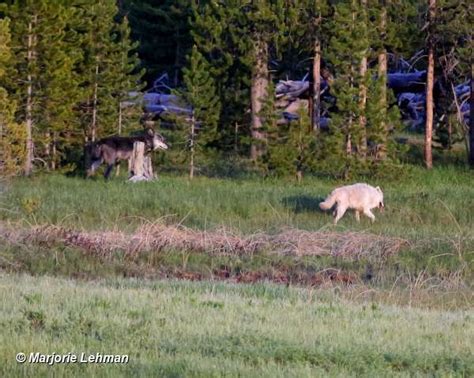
[{"x1": 0, "y1": 0, "x2": 472, "y2": 180}]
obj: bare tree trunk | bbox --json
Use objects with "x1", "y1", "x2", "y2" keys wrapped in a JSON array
[
  {"x1": 312, "y1": 35, "x2": 321, "y2": 131},
  {"x1": 24, "y1": 16, "x2": 37, "y2": 176},
  {"x1": 234, "y1": 122, "x2": 239, "y2": 153},
  {"x1": 424, "y1": 0, "x2": 435, "y2": 169},
  {"x1": 116, "y1": 104, "x2": 123, "y2": 177},
  {"x1": 91, "y1": 61, "x2": 99, "y2": 142},
  {"x1": 45, "y1": 130, "x2": 51, "y2": 170},
  {"x1": 130, "y1": 141, "x2": 144, "y2": 177},
  {"x1": 469, "y1": 62, "x2": 474, "y2": 166},
  {"x1": 52, "y1": 131, "x2": 57, "y2": 170},
  {"x1": 250, "y1": 39, "x2": 269, "y2": 160},
  {"x1": 377, "y1": 0, "x2": 388, "y2": 159},
  {"x1": 189, "y1": 111, "x2": 195, "y2": 179},
  {"x1": 359, "y1": 56, "x2": 368, "y2": 157},
  {"x1": 128, "y1": 141, "x2": 154, "y2": 181},
  {"x1": 358, "y1": 0, "x2": 368, "y2": 158}
]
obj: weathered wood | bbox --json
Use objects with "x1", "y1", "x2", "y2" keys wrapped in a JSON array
[
  {"x1": 387, "y1": 71, "x2": 427, "y2": 93},
  {"x1": 377, "y1": 0, "x2": 388, "y2": 159},
  {"x1": 250, "y1": 38, "x2": 269, "y2": 160},
  {"x1": 128, "y1": 141, "x2": 155, "y2": 182},
  {"x1": 25, "y1": 15, "x2": 37, "y2": 176},
  {"x1": 312, "y1": 35, "x2": 321, "y2": 131},
  {"x1": 424, "y1": 0, "x2": 435, "y2": 169}
]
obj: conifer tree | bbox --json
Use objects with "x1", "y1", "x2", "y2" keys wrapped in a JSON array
[
  {"x1": 75, "y1": 0, "x2": 143, "y2": 143},
  {"x1": 323, "y1": 1, "x2": 370, "y2": 177},
  {"x1": 191, "y1": 1, "x2": 250, "y2": 153},
  {"x1": 176, "y1": 45, "x2": 220, "y2": 179},
  {"x1": 5, "y1": 0, "x2": 82, "y2": 174},
  {"x1": 191, "y1": 1, "x2": 289, "y2": 159},
  {"x1": 0, "y1": 17, "x2": 24, "y2": 176},
  {"x1": 435, "y1": 0, "x2": 473, "y2": 164},
  {"x1": 124, "y1": 0, "x2": 192, "y2": 87},
  {"x1": 111, "y1": 15, "x2": 144, "y2": 137}
]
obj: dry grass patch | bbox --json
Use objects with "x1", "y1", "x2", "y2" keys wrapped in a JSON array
[{"x1": 0, "y1": 221, "x2": 407, "y2": 260}]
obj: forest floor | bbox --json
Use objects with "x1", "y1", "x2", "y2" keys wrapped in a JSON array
[{"x1": 0, "y1": 167, "x2": 473, "y2": 375}]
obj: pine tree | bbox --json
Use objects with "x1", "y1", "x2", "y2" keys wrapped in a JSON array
[
  {"x1": 264, "y1": 101, "x2": 315, "y2": 180},
  {"x1": 435, "y1": 0, "x2": 473, "y2": 164},
  {"x1": 111, "y1": 15, "x2": 145, "y2": 138},
  {"x1": 176, "y1": 45, "x2": 220, "y2": 179},
  {"x1": 0, "y1": 17, "x2": 25, "y2": 176},
  {"x1": 4, "y1": 0, "x2": 83, "y2": 174},
  {"x1": 124, "y1": 0, "x2": 192, "y2": 87},
  {"x1": 191, "y1": 1, "x2": 290, "y2": 159},
  {"x1": 191, "y1": 1, "x2": 250, "y2": 154},
  {"x1": 323, "y1": 1, "x2": 370, "y2": 178},
  {"x1": 75, "y1": 0, "x2": 143, "y2": 143}
]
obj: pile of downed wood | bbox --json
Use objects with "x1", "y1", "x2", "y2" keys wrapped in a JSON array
[{"x1": 132, "y1": 55, "x2": 470, "y2": 131}]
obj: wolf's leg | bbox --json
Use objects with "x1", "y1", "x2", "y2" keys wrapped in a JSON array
[
  {"x1": 363, "y1": 209, "x2": 376, "y2": 222},
  {"x1": 104, "y1": 164, "x2": 114, "y2": 179},
  {"x1": 333, "y1": 205, "x2": 347, "y2": 224},
  {"x1": 355, "y1": 210, "x2": 360, "y2": 222},
  {"x1": 86, "y1": 159, "x2": 103, "y2": 178}
]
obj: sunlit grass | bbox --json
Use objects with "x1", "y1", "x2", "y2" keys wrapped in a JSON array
[
  {"x1": 0, "y1": 274, "x2": 472, "y2": 377},
  {"x1": 1, "y1": 166, "x2": 473, "y2": 239}
]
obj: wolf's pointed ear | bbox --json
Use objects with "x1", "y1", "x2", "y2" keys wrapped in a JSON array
[{"x1": 376, "y1": 186, "x2": 382, "y2": 192}]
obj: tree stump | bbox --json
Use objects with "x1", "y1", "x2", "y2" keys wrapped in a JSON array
[{"x1": 128, "y1": 142, "x2": 155, "y2": 182}]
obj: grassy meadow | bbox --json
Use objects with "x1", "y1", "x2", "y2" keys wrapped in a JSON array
[
  {"x1": 1, "y1": 166, "x2": 473, "y2": 237},
  {"x1": 0, "y1": 275, "x2": 473, "y2": 377},
  {"x1": 0, "y1": 167, "x2": 473, "y2": 376}
]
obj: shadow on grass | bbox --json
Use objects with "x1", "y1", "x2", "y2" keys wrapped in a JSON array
[{"x1": 282, "y1": 195, "x2": 326, "y2": 214}]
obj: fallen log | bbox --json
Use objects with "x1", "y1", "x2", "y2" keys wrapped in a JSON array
[{"x1": 387, "y1": 71, "x2": 427, "y2": 93}]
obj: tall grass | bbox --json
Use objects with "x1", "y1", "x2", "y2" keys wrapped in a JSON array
[
  {"x1": 1, "y1": 166, "x2": 473, "y2": 239},
  {"x1": 1, "y1": 274, "x2": 472, "y2": 377}
]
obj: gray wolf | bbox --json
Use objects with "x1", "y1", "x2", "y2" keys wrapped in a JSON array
[
  {"x1": 319, "y1": 183, "x2": 384, "y2": 224},
  {"x1": 86, "y1": 128, "x2": 168, "y2": 179}
]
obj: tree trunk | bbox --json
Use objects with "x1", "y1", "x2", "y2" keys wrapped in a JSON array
[
  {"x1": 52, "y1": 131, "x2": 57, "y2": 171},
  {"x1": 24, "y1": 16, "x2": 37, "y2": 176},
  {"x1": 469, "y1": 62, "x2": 474, "y2": 166},
  {"x1": 250, "y1": 38, "x2": 269, "y2": 160},
  {"x1": 234, "y1": 122, "x2": 239, "y2": 153},
  {"x1": 116, "y1": 103, "x2": 123, "y2": 177},
  {"x1": 91, "y1": 61, "x2": 99, "y2": 142},
  {"x1": 189, "y1": 111, "x2": 195, "y2": 179},
  {"x1": 358, "y1": 0, "x2": 368, "y2": 158},
  {"x1": 128, "y1": 141, "x2": 154, "y2": 181},
  {"x1": 377, "y1": 0, "x2": 388, "y2": 159},
  {"x1": 424, "y1": 0, "x2": 435, "y2": 169},
  {"x1": 312, "y1": 35, "x2": 321, "y2": 131},
  {"x1": 45, "y1": 130, "x2": 51, "y2": 170},
  {"x1": 359, "y1": 55, "x2": 368, "y2": 158}
]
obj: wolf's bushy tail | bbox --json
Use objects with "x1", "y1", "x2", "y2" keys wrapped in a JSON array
[{"x1": 319, "y1": 192, "x2": 337, "y2": 210}]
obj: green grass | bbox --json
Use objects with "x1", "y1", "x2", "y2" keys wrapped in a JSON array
[
  {"x1": 1, "y1": 166, "x2": 474, "y2": 239},
  {"x1": 0, "y1": 273, "x2": 472, "y2": 377},
  {"x1": 0, "y1": 169, "x2": 473, "y2": 376},
  {"x1": 1, "y1": 167, "x2": 472, "y2": 289}
]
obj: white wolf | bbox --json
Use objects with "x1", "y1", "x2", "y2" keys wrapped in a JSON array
[{"x1": 319, "y1": 183, "x2": 384, "y2": 224}]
